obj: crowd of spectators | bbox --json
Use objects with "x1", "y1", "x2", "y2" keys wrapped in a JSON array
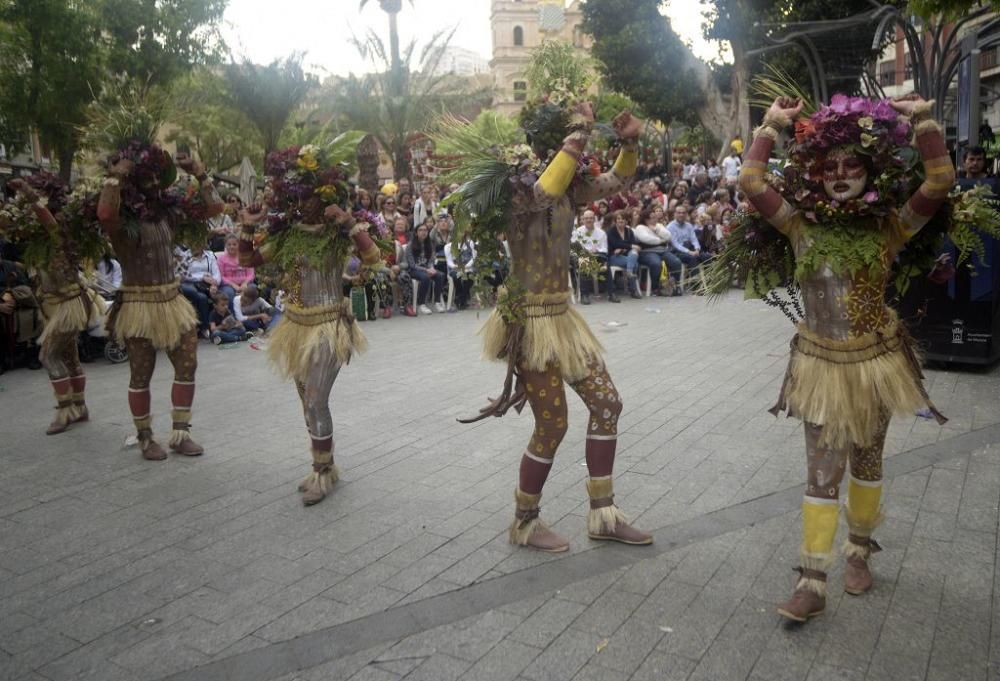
[{"x1": 1, "y1": 142, "x2": 995, "y2": 368}]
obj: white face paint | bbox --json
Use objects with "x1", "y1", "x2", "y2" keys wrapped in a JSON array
[{"x1": 821, "y1": 149, "x2": 868, "y2": 201}]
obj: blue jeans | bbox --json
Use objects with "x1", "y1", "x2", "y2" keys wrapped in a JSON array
[
  {"x1": 608, "y1": 251, "x2": 638, "y2": 292},
  {"x1": 180, "y1": 283, "x2": 212, "y2": 332},
  {"x1": 411, "y1": 268, "x2": 446, "y2": 305},
  {"x1": 211, "y1": 328, "x2": 244, "y2": 344},
  {"x1": 638, "y1": 250, "x2": 682, "y2": 290}
]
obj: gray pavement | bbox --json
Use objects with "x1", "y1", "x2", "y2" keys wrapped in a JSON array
[{"x1": 1, "y1": 291, "x2": 998, "y2": 681}]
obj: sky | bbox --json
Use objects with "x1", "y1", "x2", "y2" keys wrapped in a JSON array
[{"x1": 220, "y1": 0, "x2": 728, "y2": 78}]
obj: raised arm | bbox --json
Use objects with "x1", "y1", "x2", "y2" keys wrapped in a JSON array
[
  {"x1": 895, "y1": 97, "x2": 955, "y2": 243},
  {"x1": 176, "y1": 154, "x2": 224, "y2": 219},
  {"x1": 324, "y1": 205, "x2": 381, "y2": 267},
  {"x1": 575, "y1": 111, "x2": 642, "y2": 205},
  {"x1": 97, "y1": 159, "x2": 134, "y2": 234},
  {"x1": 739, "y1": 98, "x2": 802, "y2": 235},
  {"x1": 7, "y1": 180, "x2": 60, "y2": 240}
]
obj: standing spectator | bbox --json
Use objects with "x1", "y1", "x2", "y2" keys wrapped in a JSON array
[
  {"x1": 722, "y1": 149, "x2": 742, "y2": 187},
  {"x1": 217, "y1": 234, "x2": 255, "y2": 309},
  {"x1": 390, "y1": 215, "x2": 416, "y2": 316},
  {"x1": 406, "y1": 221, "x2": 447, "y2": 313},
  {"x1": 397, "y1": 191, "x2": 414, "y2": 226},
  {"x1": 594, "y1": 200, "x2": 610, "y2": 230},
  {"x1": 380, "y1": 195, "x2": 401, "y2": 229},
  {"x1": 962, "y1": 146, "x2": 992, "y2": 181},
  {"x1": 707, "y1": 158, "x2": 721, "y2": 184},
  {"x1": 355, "y1": 188, "x2": 375, "y2": 212},
  {"x1": 606, "y1": 211, "x2": 642, "y2": 301},
  {"x1": 571, "y1": 210, "x2": 608, "y2": 304},
  {"x1": 634, "y1": 206, "x2": 681, "y2": 296},
  {"x1": 208, "y1": 195, "x2": 240, "y2": 251},
  {"x1": 178, "y1": 242, "x2": 220, "y2": 337},
  {"x1": 445, "y1": 229, "x2": 476, "y2": 310},
  {"x1": 730, "y1": 133, "x2": 744, "y2": 156},
  {"x1": 696, "y1": 212, "x2": 722, "y2": 255},
  {"x1": 412, "y1": 184, "x2": 438, "y2": 230},
  {"x1": 667, "y1": 205, "x2": 710, "y2": 289}
]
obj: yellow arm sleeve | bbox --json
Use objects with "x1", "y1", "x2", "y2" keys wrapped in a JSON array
[{"x1": 536, "y1": 149, "x2": 579, "y2": 199}]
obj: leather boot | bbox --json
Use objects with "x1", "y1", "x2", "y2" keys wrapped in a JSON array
[
  {"x1": 777, "y1": 568, "x2": 827, "y2": 622},
  {"x1": 169, "y1": 418, "x2": 204, "y2": 456},
  {"x1": 509, "y1": 490, "x2": 569, "y2": 552},
  {"x1": 139, "y1": 429, "x2": 167, "y2": 461},
  {"x1": 586, "y1": 480, "x2": 653, "y2": 545},
  {"x1": 843, "y1": 534, "x2": 881, "y2": 595}
]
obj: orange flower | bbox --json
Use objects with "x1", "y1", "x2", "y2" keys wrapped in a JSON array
[{"x1": 794, "y1": 119, "x2": 816, "y2": 144}]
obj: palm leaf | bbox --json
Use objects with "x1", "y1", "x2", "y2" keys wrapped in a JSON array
[
  {"x1": 750, "y1": 64, "x2": 816, "y2": 115},
  {"x1": 324, "y1": 130, "x2": 367, "y2": 171}
]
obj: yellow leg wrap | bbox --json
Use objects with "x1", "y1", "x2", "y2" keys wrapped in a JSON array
[
  {"x1": 845, "y1": 478, "x2": 883, "y2": 536},
  {"x1": 585, "y1": 477, "x2": 627, "y2": 535},
  {"x1": 801, "y1": 498, "x2": 839, "y2": 577}
]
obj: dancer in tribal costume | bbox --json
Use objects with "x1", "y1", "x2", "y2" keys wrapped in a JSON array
[
  {"x1": 740, "y1": 95, "x2": 954, "y2": 621},
  {"x1": 238, "y1": 141, "x2": 383, "y2": 506},
  {"x1": 3, "y1": 176, "x2": 104, "y2": 434},
  {"x1": 456, "y1": 99, "x2": 653, "y2": 552},
  {"x1": 97, "y1": 151, "x2": 223, "y2": 460}
]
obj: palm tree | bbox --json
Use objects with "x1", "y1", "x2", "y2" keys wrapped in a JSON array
[
  {"x1": 358, "y1": 0, "x2": 413, "y2": 103},
  {"x1": 341, "y1": 27, "x2": 487, "y2": 181}
]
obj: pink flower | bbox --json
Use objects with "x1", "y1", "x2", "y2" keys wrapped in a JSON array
[
  {"x1": 829, "y1": 94, "x2": 850, "y2": 114},
  {"x1": 863, "y1": 190, "x2": 879, "y2": 203}
]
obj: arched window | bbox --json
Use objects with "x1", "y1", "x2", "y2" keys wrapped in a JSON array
[
  {"x1": 513, "y1": 81, "x2": 527, "y2": 102},
  {"x1": 513, "y1": 26, "x2": 524, "y2": 46}
]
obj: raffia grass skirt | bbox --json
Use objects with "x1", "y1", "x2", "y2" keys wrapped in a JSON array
[
  {"x1": 39, "y1": 285, "x2": 105, "y2": 345},
  {"x1": 480, "y1": 292, "x2": 604, "y2": 384},
  {"x1": 267, "y1": 301, "x2": 367, "y2": 382},
  {"x1": 108, "y1": 281, "x2": 197, "y2": 350},
  {"x1": 772, "y1": 313, "x2": 938, "y2": 448}
]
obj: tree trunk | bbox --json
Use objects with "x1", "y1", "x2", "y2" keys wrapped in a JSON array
[
  {"x1": 357, "y1": 134, "x2": 380, "y2": 194},
  {"x1": 57, "y1": 143, "x2": 74, "y2": 183},
  {"x1": 674, "y1": 36, "x2": 748, "y2": 162},
  {"x1": 392, "y1": 140, "x2": 410, "y2": 182}
]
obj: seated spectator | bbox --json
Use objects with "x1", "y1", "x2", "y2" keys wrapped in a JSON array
[
  {"x1": 594, "y1": 200, "x2": 610, "y2": 230},
  {"x1": 406, "y1": 221, "x2": 447, "y2": 314},
  {"x1": 629, "y1": 205, "x2": 642, "y2": 227},
  {"x1": 234, "y1": 284, "x2": 277, "y2": 333},
  {"x1": 571, "y1": 209, "x2": 608, "y2": 304},
  {"x1": 208, "y1": 293, "x2": 249, "y2": 344},
  {"x1": 606, "y1": 210, "x2": 643, "y2": 301},
  {"x1": 696, "y1": 213, "x2": 722, "y2": 255},
  {"x1": 380, "y1": 195, "x2": 401, "y2": 230},
  {"x1": 178, "y1": 242, "x2": 221, "y2": 337},
  {"x1": 390, "y1": 215, "x2": 416, "y2": 316},
  {"x1": 0, "y1": 248, "x2": 42, "y2": 371},
  {"x1": 688, "y1": 172, "x2": 712, "y2": 204},
  {"x1": 217, "y1": 233, "x2": 255, "y2": 309},
  {"x1": 397, "y1": 191, "x2": 414, "y2": 226},
  {"x1": 667, "y1": 206, "x2": 711, "y2": 289},
  {"x1": 667, "y1": 182, "x2": 688, "y2": 213},
  {"x1": 429, "y1": 212, "x2": 452, "y2": 276},
  {"x1": 634, "y1": 206, "x2": 682, "y2": 296},
  {"x1": 94, "y1": 251, "x2": 122, "y2": 294},
  {"x1": 445, "y1": 228, "x2": 476, "y2": 310}
]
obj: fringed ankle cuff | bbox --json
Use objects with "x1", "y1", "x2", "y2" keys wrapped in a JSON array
[
  {"x1": 72, "y1": 392, "x2": 86, "y2": 407},
  {"x1": 587, "y1": 498, "x2": 627, "y2": 535},
  {"x1": 794, "y1": 566, "x2": 828, "y2": 596},
  {"x1": 298, "y1": 464, "x2": 340, "y2": 494},
  {"x1": 843, "y1": 534, "x2": 882, "y2": 561},
  {"x1": 510, "y1": 488, "x2": 544, "y2": 546},
  {"x1": 168, "y1": 428, "x2": 191, "y2": 447}
]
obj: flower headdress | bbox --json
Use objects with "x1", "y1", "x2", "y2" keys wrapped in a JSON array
[{"x1": 263, "y1": 132, "x2": 365, "y2": 235}]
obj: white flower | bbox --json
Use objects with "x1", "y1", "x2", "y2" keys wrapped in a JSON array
[{"x1": 299, "y1": 144, "x2": 319, "y2": 157}]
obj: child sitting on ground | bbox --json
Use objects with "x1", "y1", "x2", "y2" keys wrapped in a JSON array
[
  {"x1": 209, "y1": 293, "x2": 250, "y2": 344},
  {"x1": 234, "y1": 284, "x2": 277, "y2": 334}
]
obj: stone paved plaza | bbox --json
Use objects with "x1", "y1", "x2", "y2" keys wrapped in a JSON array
[{"x1": 2, "y1": 291, "x2": 1000, "y2": 681}]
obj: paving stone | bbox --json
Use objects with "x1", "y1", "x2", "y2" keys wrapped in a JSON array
[
  {"x1": 519, "y1": 627, "x2": 603, "y2": 681},
  {"x1": 507, "y1": 598, "x2": 588, "y2": 647},
  {"x1": 461, "y1": 639, "x2": 541, "y2": 681},
  {"x1": 401, "y1": 652, "x2": 470, "y2": 681}
]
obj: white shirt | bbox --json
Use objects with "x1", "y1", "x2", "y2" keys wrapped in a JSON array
[
  {"x1": 95, "y1": 258, "x2": 122, "y2": 291},
  {"x1": 722, "y1": 155, "x2": 741, "y2": 179},
  {"x1": 571, "y1": 225, "x2": 608, "y2": 255},
  {"x1": 412, "y1": 198, "x2": 438, "y2": 230},
  {"x1": 633, "y1": 224, "x2": 672, "y2": 248},
  {"x1": 184, "y1": 250, "x2": 221, "y2": 284},
  {"x1": 445, "y1": 239, "x2": 476, "y2": 272}
]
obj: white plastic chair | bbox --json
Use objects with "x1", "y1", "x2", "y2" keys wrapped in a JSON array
[
  {"x1": 608, "y1": 265, "x2": 651, "y2": 297},
  {"x1": 411, "y1": 274, "x2": 455, "y2": 311}
]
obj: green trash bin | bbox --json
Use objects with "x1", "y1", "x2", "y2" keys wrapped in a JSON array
[{"x1": 350, "y1": 286, "x2": 368, "y2": 322}]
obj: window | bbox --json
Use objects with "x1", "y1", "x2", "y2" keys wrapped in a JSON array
[
  {"x1": 982, "y1": 47, "x2": 998, "y2": 71},
  {"x1": 513, "y1": 81, "x2": 527, "y2": 102},
  {"x1": 879, "y1": 61, "x2": 896, "y2": 87},
  {"x1": 513, "y1": 26, "x2": 524, "y2": 46},
  {"x1": 903, "y1": 53, "x2": 912, "y2": 81}
]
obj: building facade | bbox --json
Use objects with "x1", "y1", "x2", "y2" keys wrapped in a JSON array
[{"x1": 489, "y1": 0, "x2": 592, "y2": 117}]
